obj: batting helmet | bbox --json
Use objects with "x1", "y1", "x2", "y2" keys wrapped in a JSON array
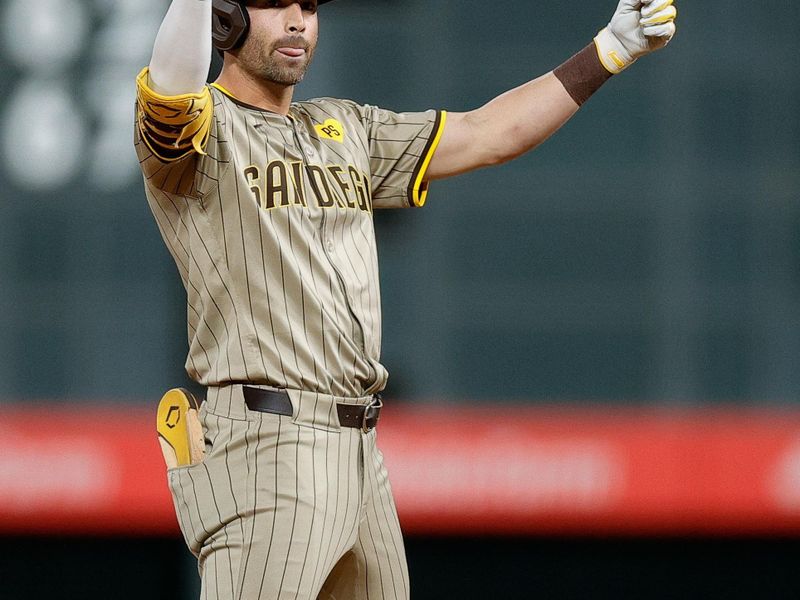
[{"x1": 212, "y1": 0, "x2": 336, "y2": 52}]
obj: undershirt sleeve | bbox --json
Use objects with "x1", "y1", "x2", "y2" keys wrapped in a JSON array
[{"x1": 148, "y1": 0, "x2": 212, "y2": 96}]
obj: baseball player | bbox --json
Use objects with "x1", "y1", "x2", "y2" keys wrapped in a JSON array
[{"x1": 138, "y1": 0, "x2": 677, "y2": 598}]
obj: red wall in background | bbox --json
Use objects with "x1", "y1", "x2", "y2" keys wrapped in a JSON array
[{"x1": 2, "y1": 403, "x2": 800, "y2": 536}]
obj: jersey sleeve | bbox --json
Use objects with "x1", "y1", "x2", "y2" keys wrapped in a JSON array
[
  {"x1": 134, "y1": 67, "x2": 228, "y2": 197},
  {"x1": 359, "y1": 104, "x2": 447, "y2": 209}
]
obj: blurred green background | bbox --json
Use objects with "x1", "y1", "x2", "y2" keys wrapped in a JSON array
[
  {"x1": 1, "y1": 0, "x2": 799, "y2": 598},
  {"x1": 2, "y1": 0, "x2": 798, "y2": 406}
]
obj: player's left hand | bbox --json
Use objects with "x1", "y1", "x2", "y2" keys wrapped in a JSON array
[{"x1": 595, "y1": 0, "x2": 677, "y2": 74}]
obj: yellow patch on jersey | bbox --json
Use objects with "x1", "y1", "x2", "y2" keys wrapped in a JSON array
[{"x1": 315, "y1": 119, "x2": 345, "y2": 143}]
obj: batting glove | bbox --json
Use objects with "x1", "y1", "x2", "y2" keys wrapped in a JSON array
[{"x1": 594, "y1": 0, "x2": 677, "y2": 74}]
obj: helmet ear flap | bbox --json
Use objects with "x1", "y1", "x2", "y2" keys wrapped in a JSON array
[{"x1": 212, "y1": 0, "x2": 250, "y2": 52}]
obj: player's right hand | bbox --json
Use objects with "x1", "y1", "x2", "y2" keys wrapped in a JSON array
[{"x1": 595, "y1": 0, "x2": 677, "y2": 74}]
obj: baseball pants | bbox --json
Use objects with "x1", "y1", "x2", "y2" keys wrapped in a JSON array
[{"x1": 167, "y1": 384, "x2": 410, "y2": 600}]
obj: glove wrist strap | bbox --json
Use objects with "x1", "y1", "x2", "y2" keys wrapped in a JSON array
[{"x1": 594, "y1": 27, "x2": 636, "y2": 75}]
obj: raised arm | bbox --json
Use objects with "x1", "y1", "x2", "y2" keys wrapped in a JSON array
[
  {"x1": 135, "y1": 0, "x2": 215, "y2": 182},
  {"x1": 425, "y1": 0, "x2": 677, "y2": 181},
  {"x1": 148, "y1": 0, "x2": 212, "y2": 95}
]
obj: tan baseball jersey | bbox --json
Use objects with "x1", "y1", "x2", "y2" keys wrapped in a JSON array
[{"x1": 134, "y1": 68, "x2": 446, "y2": 398}]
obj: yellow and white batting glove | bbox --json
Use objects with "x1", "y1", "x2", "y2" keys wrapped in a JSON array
[{"x1": 594, "y1": 0, "x2": 677, "y2": 74}]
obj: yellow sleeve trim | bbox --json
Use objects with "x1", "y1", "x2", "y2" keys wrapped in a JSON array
[
  {"x1": 136, "y1": 67, "x2": 213, "y2": 161},
  {"x1": 410, "y1": 110, "x2": 448, "y2": 208}
]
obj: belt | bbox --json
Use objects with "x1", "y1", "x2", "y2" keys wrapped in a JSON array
[{"x1": 242, "y1": 386, "x2": 383, "y2": 432}]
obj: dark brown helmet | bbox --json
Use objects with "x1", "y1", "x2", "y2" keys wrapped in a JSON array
[{"x1": 212, "y1": 0, "x2": 336, "y2": 52}]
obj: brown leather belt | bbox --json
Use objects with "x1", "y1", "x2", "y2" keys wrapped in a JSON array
[{"x1": 242, "y1": 386, "x2": 383, "y2": 432}]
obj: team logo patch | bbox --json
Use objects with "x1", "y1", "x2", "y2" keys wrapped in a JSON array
[{"x1": 315, "y1": 119, "x2": 345, "y2": 143}]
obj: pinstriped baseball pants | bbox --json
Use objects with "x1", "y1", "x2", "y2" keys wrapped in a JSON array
[{"x1": 167, "y1": 384, "x2": 410, "y2": 600}]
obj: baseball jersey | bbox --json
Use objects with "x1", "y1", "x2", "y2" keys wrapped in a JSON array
[{"x1": 134, "y1": 68, "x2": 446, "y2": 398}]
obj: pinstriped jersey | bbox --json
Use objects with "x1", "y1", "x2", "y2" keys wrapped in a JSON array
[{"x1": 135, "y1": 71, "x2": 446, "y2": 397}]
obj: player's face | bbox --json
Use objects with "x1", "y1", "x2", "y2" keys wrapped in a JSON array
[{"x1": 237, "y1": 0, "x2": 319, "y2": 86}]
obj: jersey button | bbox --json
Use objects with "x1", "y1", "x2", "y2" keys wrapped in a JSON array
[{"x1": 326, "y1": 240, "x2": 335, "y2": 253}]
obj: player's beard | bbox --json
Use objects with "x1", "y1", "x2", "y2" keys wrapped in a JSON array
[{"x1": 239, "y1": 34, "x2": 316, "y2": 86}]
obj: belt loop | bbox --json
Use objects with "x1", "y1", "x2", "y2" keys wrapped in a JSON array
[{"x1": 205, "y1": 385, "x2": 248, "y2": 421}]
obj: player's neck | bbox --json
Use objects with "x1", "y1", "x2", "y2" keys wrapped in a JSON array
[{"x1": 216, "y1": 65, "x2": 295, "y2": 115}]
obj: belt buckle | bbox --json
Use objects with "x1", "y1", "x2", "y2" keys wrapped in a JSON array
[{"x1": 362, "y1": 395, "x2": 383, "y2": 433}]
